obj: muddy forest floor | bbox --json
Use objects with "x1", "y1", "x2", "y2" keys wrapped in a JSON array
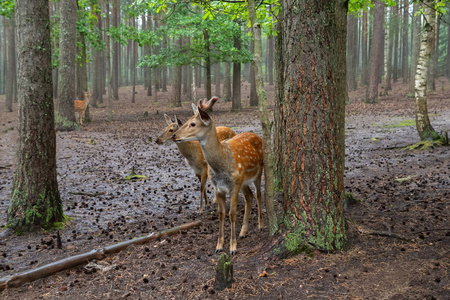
[{"x1": 0, "y1": 79, "x2": 449, "y2": 300}]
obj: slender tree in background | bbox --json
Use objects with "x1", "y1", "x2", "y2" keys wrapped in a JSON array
[
  {"x1": 112, "y1": 0, "x2": 119, "y2": 100},
  {"x1": 249, "y1": 34, "x2": 258, "y2": 106},
  {"x1": 170, "y1": 37, "x2": 182, "y2": 107},
  {"x1": 408, "y1": 2, "x2": 420, "y2": 97},
  {"x1": 131, "y1": 15, "x2": 136, "y2": 103},
  {"x1": 203, "y1": 29, "x2": 212, "y2": 99},
  {"x1": 428, "y1": 14, "x2": 439, "y2": 93},
  {"x1": 366, "y1": 1, "x2": 384, "y2": 103},
  {"x1": 214, "y1": 62, "x2": 221, "y2": 97},
  {"x1": 8, "y1": 0, "x2": 63, "y2": 232},
  {"x1": 223, "y1": 61, "x2": 231, "y2": 102},
  {"x1": 55, "y1": 0, "x2": 78, "y2": 131},
  {"x1": 385, "y1": 7, "x2": 394, "y2": 95},
  {"x1": 232, "y1": 25, "x2": 242, "y2": 111},
  {"x1": 5, "y1": 15, "x2": 15, "y2": 112},
  {"x1": 447, "y1": 12, "x2": 450, "y2": 78},
  {"x1": 347, "y1": 14, "x2": 358, "y2": 91},
  {"x1": 392, "y1": 3, "x2": 399, "y2": 82},
  {"x1": 270, "y1": 0, "x2": 347, "y2": 258},
  {"x1": 247, "y1": 0, "x2": 277, "y2": 236},
  {"x1": 401, "y1": 0, "x2": 409, "y2": 83},
  {"x1": 414, "y1": 1, "x2": 438, "y2": 141},
  {"x1": 361, "y1": 10, "x2": 368, "y2": 86}
]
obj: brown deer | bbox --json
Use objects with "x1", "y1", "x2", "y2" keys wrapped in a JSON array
[
  {"x1": 172, "y1": 97, "x2": 263, "y2": 255},
  {"x1": 156, "y1": 114, "x2": 236, "y2": 214},
  {"x1": 74, "y1": 91, "x2": 91, "y2": 125}
]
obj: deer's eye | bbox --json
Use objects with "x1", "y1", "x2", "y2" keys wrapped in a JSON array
[{"x1": 190, "y1": 122, "x2": 196, "y2": 127}]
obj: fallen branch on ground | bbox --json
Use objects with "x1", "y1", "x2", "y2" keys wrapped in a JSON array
[
  {"x1": 0, "y1": 220, "x2": 202, "y2": 290},
  {"x1": 355, "y1": 225, "x2": 413, "y2": 242}
]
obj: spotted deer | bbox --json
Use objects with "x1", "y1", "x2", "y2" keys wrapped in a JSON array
[
  {"x1": 172, "y1": 97, "x2": 263, "y2": 255},
  {"x1": 156, "y1": 114, "x2": 236, "y2": 213},
  {"x1": 74, "y1": 91, "x2": 91, "y2": 125}
]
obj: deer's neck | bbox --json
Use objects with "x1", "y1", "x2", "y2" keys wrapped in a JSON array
[
  {"x1": 176, "y1": 141, "x2": 199, "y2": 160},
  {"x1": 199, "y1": 122, "x2": 232, "y2": 172}
]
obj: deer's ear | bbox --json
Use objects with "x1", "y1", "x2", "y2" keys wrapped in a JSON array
[
  {"x1": 191, "y1": 103, "x2": 198, "y2": 114},
  {"x1": 198, "y1": 107, "x2": 211, "y2": 126},
  {"x1": 164, "y1": 114, "x2": 172, "y2": 126},
  {"x1": 175, "y1": 115, "x2": 183, "y2": 126}
]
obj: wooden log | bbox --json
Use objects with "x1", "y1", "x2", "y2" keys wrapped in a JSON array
[{"x1": 0, "y1": 220, "x2": 202, "y2": 290}]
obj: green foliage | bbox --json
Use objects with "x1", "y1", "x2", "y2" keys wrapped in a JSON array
[{"x1": 0, "y1": 0, "x2": 14, "y2": 18}]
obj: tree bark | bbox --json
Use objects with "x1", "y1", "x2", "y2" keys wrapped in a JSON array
[
  {"x1": 365, "y1": 2, "x2": 384, "y2": 103},
  {"x1": 408, "y1": 3, "x2": 420, "y2": 97},
  {"x1": 8, "y1": 0, "x2": 63, "y2": 231},
  {"x1": 170, "y1": 38, "x2": 182, "y2": 107},
  {"x1": 131, "y1": 16, "x2": 136, "y2": 104},
  {"x1": 55, "y1": 0, "x2": 78, "y2": 131},
  {"x1": 215, "y1": 62, "x2": 221, "y2": 97},
  {"x1": 393, "y1": 4, "x2": 399, "y2": 82},
  {"x1": 223, "y1": 62, "x2": 231, "y2": 102},
  {"x1": 112, "y1": 0, "x2": 119, "y2": 100},
  {"x1": 232, "y1": 26, "x2": 241, "y2": 111},
  {"x1": 447, "y1": 12, "x2": 450, "y2": 78},
  {"x1": 248, "y1": 0, "x2": 278, "y2": 236},
  {"x1": 249, "y1": 33, "x2": 258, "y2": 106},
  {"x1": 414, "y1": 1, "x2": 437, "y2": 141},
  {"x1": 401, "y1": 0, "x2": 409, "y2": 83},
  {"x1": 268, "y1": 35, "x2": 274, "y2": 85},
  {"x1": 427, "y1": 15, "x2": 439, "y2": 93},
  {"x1": 4, "y1": 16, "x2": 15, "y2": 112},
  {"x1": 203, "y1": 30, "x2": 212, "y2": 99},
  {"x1": 385, "y1": 7, "x2": 394, "y2": 95},
  {"x1": 271, "y1": 0, "x2": 347, "y2": 257},
  {"x1": 347, "y1": 14, "x2": 357, "y2": 91},
  {"x1": 361, "y1": 10, "x2": 368, "y2": 86}
]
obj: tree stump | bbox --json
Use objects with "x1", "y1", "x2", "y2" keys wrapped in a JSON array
[{"x1": 213, "y1": 253, "x2": 234, "y2": 291}]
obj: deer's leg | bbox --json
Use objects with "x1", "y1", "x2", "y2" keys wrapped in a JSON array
[
  {"x1": 196, "y1": 174, "x2": 204, "y2": 214},
  {"x1": 215, "y1": 190, "x2": 226, "y2": 253},
  {"x1": 240, "y1": 185, "x2": 253, "y2": 238},
  {"x1": 229, "y1": 185, "x2": 242, "y2": 255},
  {"x1": 200, "y1": 168, "x2": 209, "y2": 209},
  {"x1": 254, "y1": 170, "x2": 263, "y2": 230}
]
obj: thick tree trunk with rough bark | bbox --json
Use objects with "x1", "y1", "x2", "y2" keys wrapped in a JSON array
[
  {"x1": 408, "y1": 3, "x2": 420, "y2": 97},
  {"x1": 414, "y1": 1, "x2": 437, "y2": 141},
  {"x1": 248, "y1": 0, "x2": 277, "y2": 236},
  {"x1": 8, "y1": 0, "x2": 63, "y2": 231},
  {"x1": 271, "y1": 0, "x2": 347, "y2": 257},
  {"x1": 55, "y1": 0, "x2": 78, "y2": 131},
  {"x1": 366, "y1": 2, "x2": 384, "y2": 103}
]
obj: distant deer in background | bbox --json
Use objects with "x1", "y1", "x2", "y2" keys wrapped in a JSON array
[
  {"x1": 74, "y1": 91, "x2": 91, "y2": 125},
  {"x1": 172, "y1": 97, "x2": 263, "y2": 255},
  {"x1": 156, "y1": 114, "x2": 236, "y2": 213}
]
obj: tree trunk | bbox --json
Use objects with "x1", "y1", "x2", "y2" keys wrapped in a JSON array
[
  {"x1": 112, "y1": 0, "x2": 119, "y2": 100},
  {"x1": 347, "y1": 14, "x2": 357, "y2": 91},
  {"x1": 271, "y1": 0, "x2": 347, "y2": 257},
  {"x1": 223, "y1": 62, "x2": 231, "y2": 102},
  {"x1": 203, "y1": 30, "x2": 212, "y2": 99},
  {"x1": 131, "y1": 16, "x2": 136, "y2": 103},
  {"x1": 393, "y1": 4, "x2": 399, "y2": 82},
  {"x1": 428, "y1": 15, "x2": 439, "y2": 93},
  {"x1": 447, "y1": 12, "x2": 450, "y2": 78},
  {"x1": 385, "y1": 7, "x2": 394, "y2": 95},
  {"x1": 408, "y1": 3, "x2": 420, "y2": 97},
  {"x1": 401, "y1": 0, "x2": 409, "y2": 83},
  {"x1": 414, "y1": 1, "x2": 437, "y2": 141},
  {"x1": 2, "y1": 16, "x2": 6, "y2": 95},
  {"x1": 365, "y1": 2, "x2": 384, "y2": 103},
  {"x1": 232, "y1": 27, "x2": 241, "y2": 111},
  {"x1": 55, "y1": 0, "x2": 78, "y2": 131},
  {"x1": 4, "y1": 16, "x2": 15, "y2": 112},
  {"x1": 8, "y1": 0, "x2": 63, "y2": 231},
  {"x1": 249, "y1": 33, "x2": 258, "y2": 106},
  {"x1": 247, "y1": 0, "x2": 278, "y2": 235},
  {"x1": 170, "y1": 38, "x2": 182, "y2": 107},
  {"x1": 268, "y1": 35, "x2": 274, "y2": 85},
  {"x1": 361, "y1": 10, "x2": 368, "y2": 86},
  {"x1": 215, "y1": 62, "x2": 221, "y2": 97}
]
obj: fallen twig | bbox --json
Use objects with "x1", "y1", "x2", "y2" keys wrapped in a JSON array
[
  {"x1": 68, "y1": 192, "x2": 106, "y2": 197},
  {"x1": 355, "y1": 225, "x2": 413, "y2": 242},
  {"x1": 0, "y1": 220, "x2": 202, "y2": 290}
]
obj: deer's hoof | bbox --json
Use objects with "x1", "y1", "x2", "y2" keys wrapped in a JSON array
[
  {"x1": 215, "y1": 248, "x2": 223, "y2": 254},
  {"x1": 230, "y1": 250, "x2": 237, "y2": 256}
]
